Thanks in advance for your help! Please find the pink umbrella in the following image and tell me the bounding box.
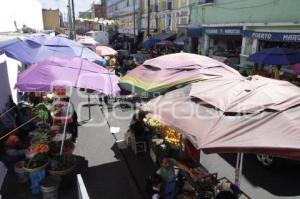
[292,63,300,75]
[143,52,240,73]
[120,53,241,96]
[16,56,120,95]
[189,75,300,113]
[78,37,99,52]
[96,46,117,56]
[78,37,99,46]
[145,85,300,159]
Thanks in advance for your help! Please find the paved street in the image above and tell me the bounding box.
[71,90,143,199]
[201,153,300,199]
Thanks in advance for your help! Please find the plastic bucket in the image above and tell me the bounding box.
[40,176,61,199]
[14,162,27,183]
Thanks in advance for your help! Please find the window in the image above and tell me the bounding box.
[154,4,159,12]
[198,0,214,4]
[165,14,172,30]
[167,0,172,10]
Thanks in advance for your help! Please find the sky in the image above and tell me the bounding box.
[42,0,100,18]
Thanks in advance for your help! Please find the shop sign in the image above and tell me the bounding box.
[244,30,300,43]
[204,27,243,35]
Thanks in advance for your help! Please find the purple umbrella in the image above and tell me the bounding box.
[247,48,300,65]
[0,35,106,65]
[16,56,120,95]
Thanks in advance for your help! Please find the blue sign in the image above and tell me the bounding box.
[187,28,203,37]
[244,30,300,43]
[204,27,243,35]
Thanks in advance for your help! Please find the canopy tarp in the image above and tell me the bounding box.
[120,53,241,97]
[16,56,120,95]
[151,32,176,41]
[145,81,300,160]
[0,35,105,65]
[96,46,117,56]
[189,75,300,113]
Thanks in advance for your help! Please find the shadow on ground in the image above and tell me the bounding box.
[1,155,87,199]
[117,143,156,199]
[79,143,145,199]
[219,153,300,197]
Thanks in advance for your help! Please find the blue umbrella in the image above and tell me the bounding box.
[143,38,160,48]
[0,35,105,65]
[247,48,300,65]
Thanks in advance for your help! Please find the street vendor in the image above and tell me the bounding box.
[61,97,78,142]
[129,111,149,138]
[156,155,196,199]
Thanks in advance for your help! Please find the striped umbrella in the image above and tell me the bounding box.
[120,53,241,97]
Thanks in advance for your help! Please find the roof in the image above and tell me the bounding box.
[151,32,176,41]
[174,35,188,45]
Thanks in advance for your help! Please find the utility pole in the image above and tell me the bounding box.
[67,0,76,40]
[147,0,150,37]
[71,0,76,40]
[67,0,72,39]
[133,0,136,50]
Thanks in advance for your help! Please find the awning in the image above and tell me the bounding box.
[244,30,300,43]
[152,32,176,41]
[187,28,202,37]
[204,27,243,36]
[174,35,188,45]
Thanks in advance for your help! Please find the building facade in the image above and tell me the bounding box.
[141,0,191,35]
[107,0,141,36]
[189,0,300,69]
[79,12,92,19]
[106,0,142,51]
[42,9,62,31]
[91,1,107,19]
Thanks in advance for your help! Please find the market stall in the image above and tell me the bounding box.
[135,115,251,199]
[0,54,120,197]
[0,94,77,196]
[141,75,300,198]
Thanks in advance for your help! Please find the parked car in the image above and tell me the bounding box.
[256,154,300,168]
[256,154,279,168]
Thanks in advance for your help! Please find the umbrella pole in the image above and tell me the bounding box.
[235,153,244,187]
[88,94,91,121]
[60,100,71,156]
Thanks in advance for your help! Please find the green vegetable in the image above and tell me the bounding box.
[34,103,49,120]
[31,132,50,144]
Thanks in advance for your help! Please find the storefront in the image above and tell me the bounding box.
[244,30,300,51]
[186,27,202,54]
[203,26,243,66]
[242,29,300,80]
